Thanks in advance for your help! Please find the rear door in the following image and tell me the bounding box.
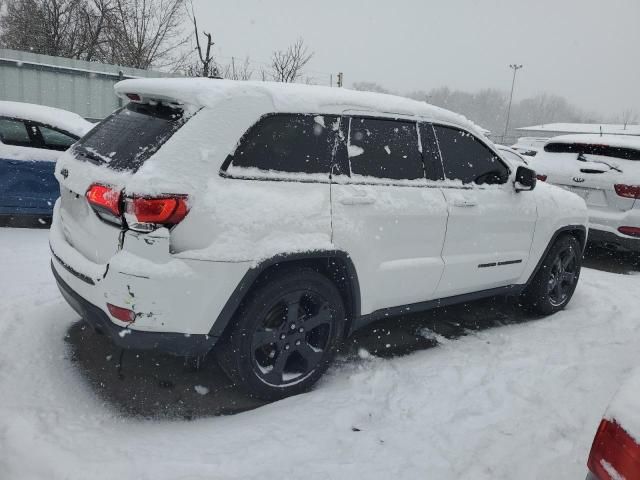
[433,124,537,297]
[0,117,61,214]
[330,115,449,315]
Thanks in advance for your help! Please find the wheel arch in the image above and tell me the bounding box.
[525,224,587,286]
[208,250,361,340]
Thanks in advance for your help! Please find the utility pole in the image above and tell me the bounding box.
[337,72,343,88]
[502,64,523,142]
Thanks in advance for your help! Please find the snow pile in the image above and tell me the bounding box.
[2,229,640,479]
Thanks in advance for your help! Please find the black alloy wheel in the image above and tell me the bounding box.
[547,244,579,307]
[216,268,345,400]
[521,234,582,315]
[251,290,334,386]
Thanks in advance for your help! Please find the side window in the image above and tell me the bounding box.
[420,122,444,181]
[433,125,509,185]
[37,125,78,151]
[229,114,339,175]
[0,118,33,147]
[348,117,423,180]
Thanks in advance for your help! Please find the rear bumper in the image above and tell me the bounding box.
[589,228,640,253]
[52,261,217,357]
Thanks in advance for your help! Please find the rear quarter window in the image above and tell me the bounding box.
[226,114,339,176]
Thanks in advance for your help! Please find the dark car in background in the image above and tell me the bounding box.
[0,101,93,224]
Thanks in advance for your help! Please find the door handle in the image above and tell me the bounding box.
[452,198,477,207]
[340,194,376,205]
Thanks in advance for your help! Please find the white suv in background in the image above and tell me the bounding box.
[50,79,588,399]
[532,134,640,253]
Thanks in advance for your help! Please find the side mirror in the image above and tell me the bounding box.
[514,166,537,192]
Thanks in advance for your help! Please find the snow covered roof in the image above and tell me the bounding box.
[114,78,483,136]
[0,101,94,137]
[545,134,640,151]
[517,123,640,136]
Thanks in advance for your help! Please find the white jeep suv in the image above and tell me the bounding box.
[50,79,588,399]
[532,134,640,253]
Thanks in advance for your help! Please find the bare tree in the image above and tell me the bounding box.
[268,38,313,83]
[0,0,85,58]
[619,109,638,129]
[219,56,252,80]
[100,0,189,69]
[0,0,189,69]
[184,0,217,77]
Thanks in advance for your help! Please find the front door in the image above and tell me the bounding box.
[432,124,537,298]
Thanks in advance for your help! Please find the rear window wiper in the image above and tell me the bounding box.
[576,152,622,173]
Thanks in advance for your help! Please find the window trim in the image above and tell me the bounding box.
[220,112,340,183]
[430,122,512,187]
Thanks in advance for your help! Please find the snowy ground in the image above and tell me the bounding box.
[1,228,640,480]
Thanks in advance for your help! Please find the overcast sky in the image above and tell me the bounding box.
[195,0,640,119]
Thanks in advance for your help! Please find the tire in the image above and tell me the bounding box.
[215,268,346,400]
[521,234,582,315]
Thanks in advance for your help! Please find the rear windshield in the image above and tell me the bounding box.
[73,102,186,171]
[544,142,640,161]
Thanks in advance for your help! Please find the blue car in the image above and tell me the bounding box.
[0,101,93,223]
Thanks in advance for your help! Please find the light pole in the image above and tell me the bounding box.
[502,64,523,142]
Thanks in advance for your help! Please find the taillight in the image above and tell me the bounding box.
[587,418,640,480]
[124,195,189,231]
[536,174,547,182]
[86,184,122,217]
[86,183,189,231]
[107,303,136,323]
[615,184,640,199]
[126,93,141,102]
[619,227,640,238]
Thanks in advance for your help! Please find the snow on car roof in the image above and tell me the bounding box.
[0,100,94,137]
[114,78,484,136]
[545,134,640,151]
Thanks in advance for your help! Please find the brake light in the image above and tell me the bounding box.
[615,184,640,199]
[619,227,640,238]
[86,184,122,216]
[126,93,141,102]
[588,418,640,480]
[125,195,189,229]
[107,303,136,323]
[536,174,547,182]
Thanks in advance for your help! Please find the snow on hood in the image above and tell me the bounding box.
[114,78,487,138]
[0,101,94,137]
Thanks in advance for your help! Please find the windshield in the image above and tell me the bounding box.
[544,142,640,161]
[73,102,186,172]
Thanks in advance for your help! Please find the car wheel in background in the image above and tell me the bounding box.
[521,234,582,315]
[216,268,345,400]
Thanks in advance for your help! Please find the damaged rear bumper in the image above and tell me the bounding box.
[52,262,217,357]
